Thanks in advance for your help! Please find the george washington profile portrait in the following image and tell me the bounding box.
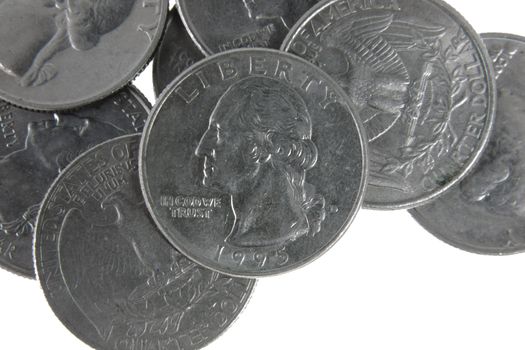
[194,76,326,248]
[0,0,137,87]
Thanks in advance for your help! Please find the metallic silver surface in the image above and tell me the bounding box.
[0,0,168,111]
[153,8,204,96]
[178,0,320,55]
[35,134,255,349]
[282,0,496,209]
[0,86,150,278]
[140,48,367,277]
[410,33,525,255]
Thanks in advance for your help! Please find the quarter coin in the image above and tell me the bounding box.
[0,86,150,278]
[282,0,496,209]
[34,134,255,350]
[178,0,320,55]
[0,0,168,111]
[140,48,367,277]
[409,33,525,255]
[153,8,205,96]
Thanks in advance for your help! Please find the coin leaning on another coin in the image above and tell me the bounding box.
[34,134,255,350]
[140,48,368,278]
[409,33,525,255]
[281,0,497,210]
[0,86,150,278]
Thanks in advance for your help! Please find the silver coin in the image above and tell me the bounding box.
[140,48,367,277]
[281,0,496,209]
[0,86,149,278]
[409,33,525,255]
[0,0,168,111]
[178,0,320,55]
[35,134,255,349]
[153,8,205,96]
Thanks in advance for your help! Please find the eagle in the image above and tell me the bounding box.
[318,11,446,142]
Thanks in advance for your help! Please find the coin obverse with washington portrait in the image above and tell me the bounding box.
[140,49,367,277]
[282,0,496,209]
[0,0,168,110]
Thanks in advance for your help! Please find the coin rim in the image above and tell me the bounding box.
[408,32,525,256]
[139,47,369,278]
[153,7,179,96]
[0,0,169,112]
[34,133,257,349]
[152,7,204,97]
[34,134,142,349]
[280,0,497,210]
[178,0,216,56]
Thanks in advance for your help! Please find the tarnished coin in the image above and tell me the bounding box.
[35,134,255,350]
[0,86,149,278]
[409,33,525,255]
[282,0,496,209]
[153,8,204,96]
[140,48,367,277]
[0,0,168,111]
[178,0,320,55]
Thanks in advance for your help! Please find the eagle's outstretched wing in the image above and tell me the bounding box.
[322,12,409,81]
[321,11,446,142]
[323,11,446,78]
[384,21,447,50]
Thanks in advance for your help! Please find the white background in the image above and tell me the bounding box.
[1,0,525,349]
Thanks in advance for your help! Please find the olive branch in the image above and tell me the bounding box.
[121,271,237,338]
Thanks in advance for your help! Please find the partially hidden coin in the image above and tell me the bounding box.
[140,48,368,277]
[409,33,525,255]
[0,86,150,278]
[35,134,255,350]
[0,0,168,111]
[178,0,320,55]
[281,0,496,209]
[153,8,205,96]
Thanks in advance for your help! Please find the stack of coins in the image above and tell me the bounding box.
[0,0,522,348]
